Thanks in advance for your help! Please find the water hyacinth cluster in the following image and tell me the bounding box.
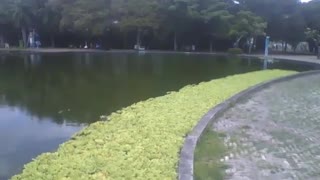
[12,70,295,180]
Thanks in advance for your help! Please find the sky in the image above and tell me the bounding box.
[301,0,311,2]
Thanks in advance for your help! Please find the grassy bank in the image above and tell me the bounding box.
[12,70,296,180]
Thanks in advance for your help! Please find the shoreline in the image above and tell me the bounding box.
[1,48,319,65]
[0,48,224,55]
[0,48,109,53]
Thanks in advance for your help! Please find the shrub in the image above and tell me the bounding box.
[12,70,295,180]
[227,48,244,55]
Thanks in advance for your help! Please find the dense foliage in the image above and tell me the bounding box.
[12,70,295,180]
[0,0,320,52]
[0,0,319,51]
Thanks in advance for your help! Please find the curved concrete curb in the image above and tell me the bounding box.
[178,70,320,180]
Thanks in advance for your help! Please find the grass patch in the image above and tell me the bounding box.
[194,128,227,180]
[12,70,296,180]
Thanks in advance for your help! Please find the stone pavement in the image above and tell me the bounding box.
[213,73,320,180]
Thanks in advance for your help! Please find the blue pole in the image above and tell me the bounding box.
[263,58,267,70]
[264,36,270,57]
[263,36,270,70]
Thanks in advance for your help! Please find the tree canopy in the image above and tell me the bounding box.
[0,0,319,52]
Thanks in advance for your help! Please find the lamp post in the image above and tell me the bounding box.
[263,36,270,70]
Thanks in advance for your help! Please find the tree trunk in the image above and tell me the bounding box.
[123,32,127,49]
[174,32,178,51]
[21,27,27,48]
[0,34,4,48]
[235,35,244,48]
[248,37,253,54]
[253,37,257,51]
[314,39,318,54]
[210,40,213,52]
[316,40,320,59]
[284,42,288,52]
[50,35,55,47]
[136,28,141,48]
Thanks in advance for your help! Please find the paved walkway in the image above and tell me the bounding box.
[246,54,320,65]
[213,74,320,180]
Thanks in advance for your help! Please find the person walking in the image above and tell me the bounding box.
[34,32,41,48]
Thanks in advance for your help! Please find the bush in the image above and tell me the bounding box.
[12,70,295,180]
[227,48,244,55]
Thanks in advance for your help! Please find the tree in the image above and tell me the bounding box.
[10,0,39,47]
[156,0,201,51]
[37,0,61,47]
[200,0,234,51]
[1,0,315,52]
[282,12,305,52]
[236,0,306,52]
[112,0,161,48]
[58,0,111,36]
[302,0,320,30]
[302,0,320,53]
[0,0,12,46]
[229,10,267,53]
[237,0,300,40]
[305,28,320,54]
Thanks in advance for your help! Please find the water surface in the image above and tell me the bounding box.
[0,52,316,179]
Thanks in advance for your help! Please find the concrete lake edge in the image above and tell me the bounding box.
[2,48,320,64]
[178,70,320,180]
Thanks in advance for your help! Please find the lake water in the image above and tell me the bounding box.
[0,52,317,179]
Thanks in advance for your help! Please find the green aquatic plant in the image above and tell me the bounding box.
[12,70,296,180]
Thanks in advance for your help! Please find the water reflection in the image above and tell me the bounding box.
[0,52,316,179]
[0,53,316,124]
[0,106,84,178]
[262,58,276,70]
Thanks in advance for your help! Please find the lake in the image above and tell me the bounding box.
[0,52,317,179]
